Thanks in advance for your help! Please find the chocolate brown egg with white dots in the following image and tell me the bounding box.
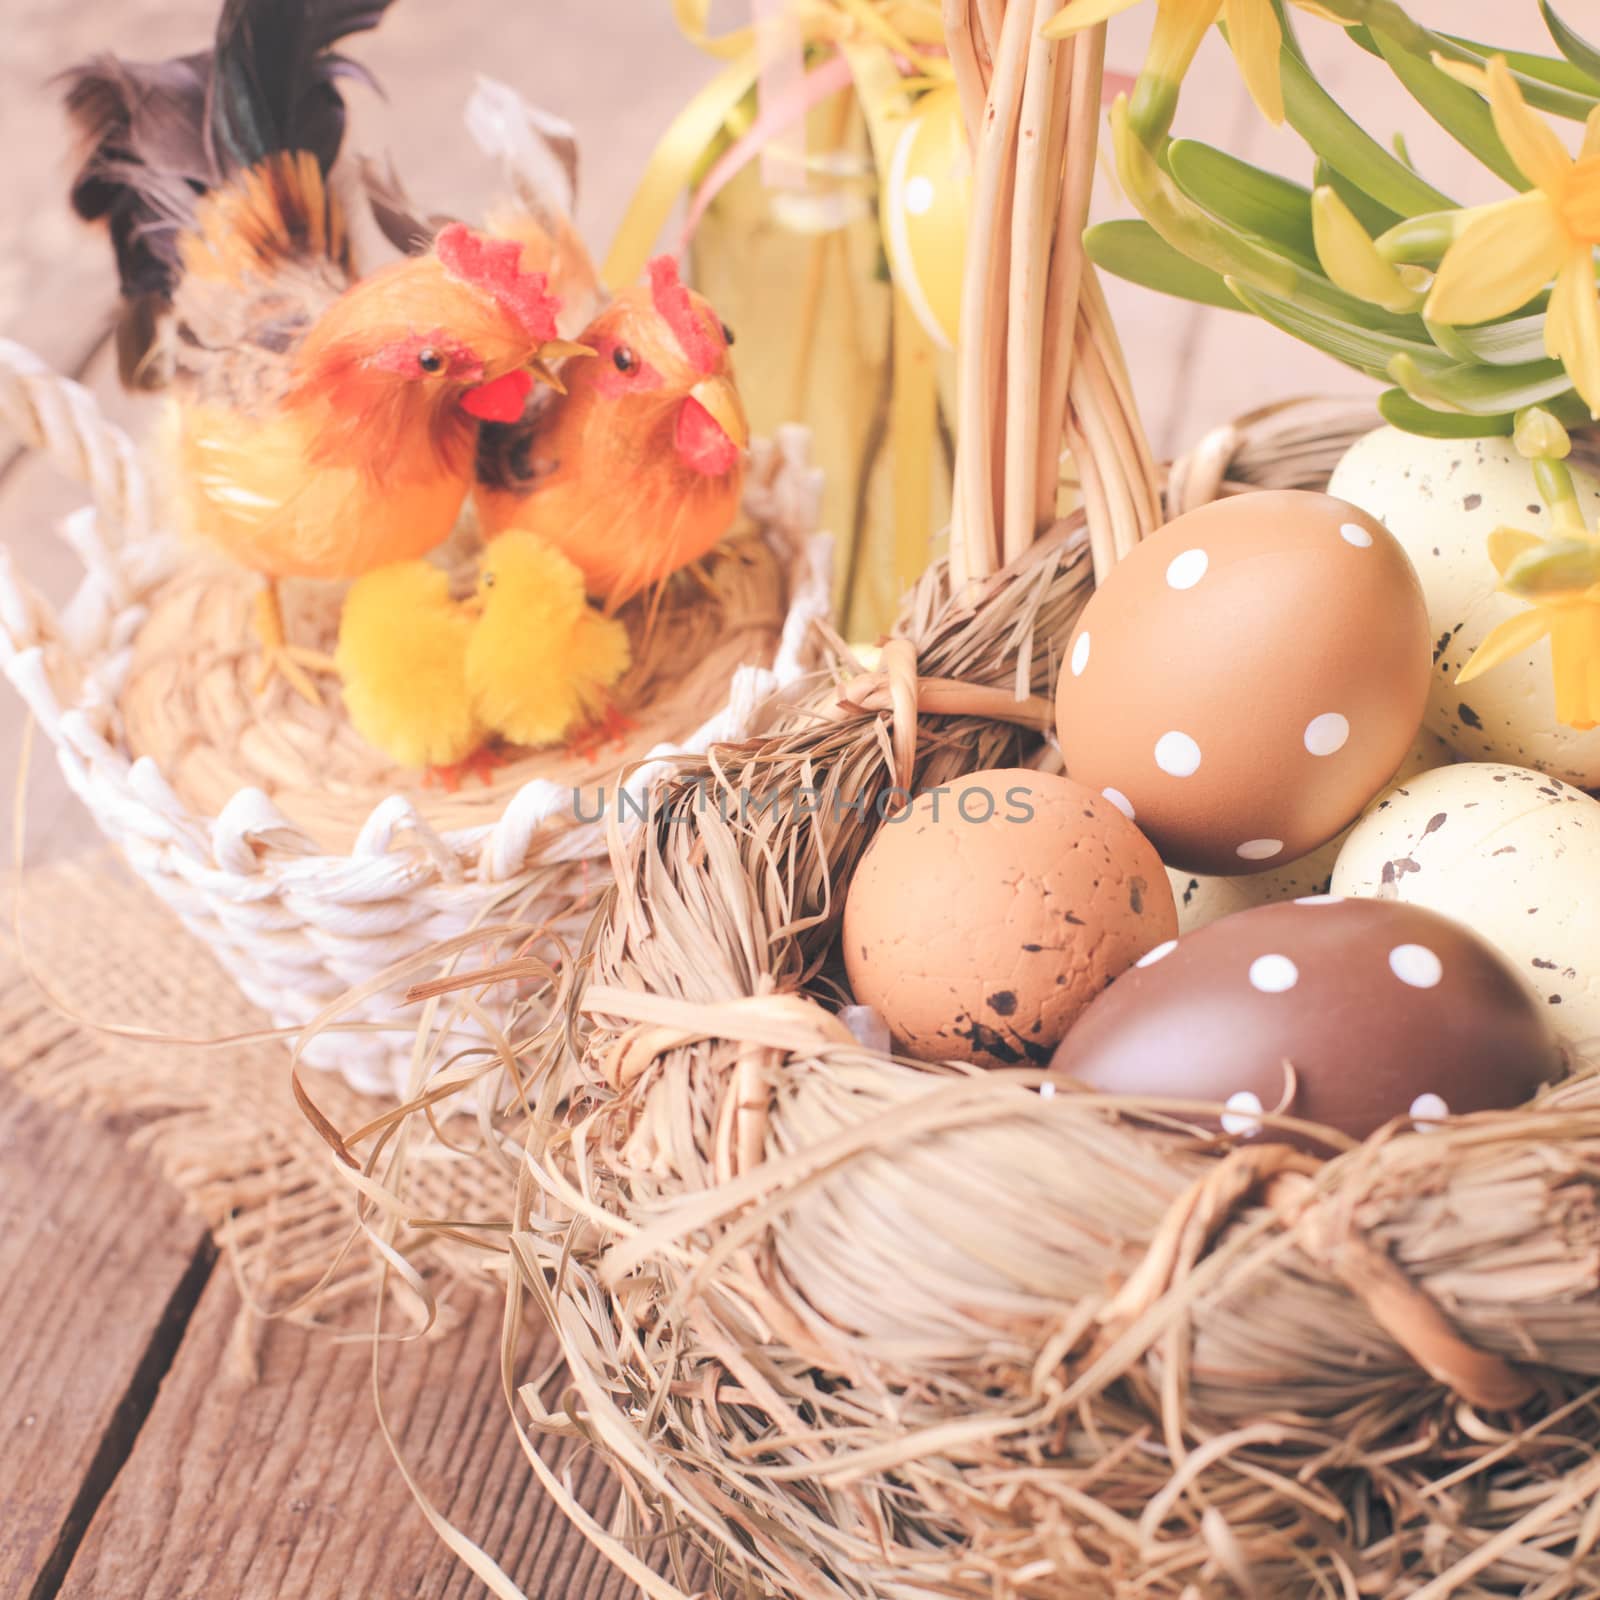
[1055,490,1431,875]
[1051,898,1564,1147]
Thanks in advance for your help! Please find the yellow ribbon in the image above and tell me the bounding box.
[602,51,762,290]
[671,0,756,56]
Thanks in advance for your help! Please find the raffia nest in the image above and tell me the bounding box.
[119,460,805,852]
[310,8,1600,1591]
[315,398,1600,1600]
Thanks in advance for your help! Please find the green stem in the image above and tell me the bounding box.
[1536,458,1586,532]
[1129,71,1181,148]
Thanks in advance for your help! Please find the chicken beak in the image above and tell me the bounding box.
[687,376,749,451]
[527,339,596,396]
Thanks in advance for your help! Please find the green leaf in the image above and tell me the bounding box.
[1378,389,1515,437]
[1439,33,1600,112]
[1542,1,1600,87]
[1226,277,1451,382]
[1081,221,1243,312]
[1278,37,1456,216]
[1314,159,1402,239]
[1111,106,1426,337]
[1329,6,1598,114]
[1435,312,1551,367]
[1389,350,1576,415]
[1443,34,1600,95]
[1369,29,1526,190]
[1167,141,1318,267]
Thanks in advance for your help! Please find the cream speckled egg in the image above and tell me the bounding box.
[843,770,1177,1068]
[1166,727,1453,933]
[1056,490,1431,875]
[1327,427,1600,785]
[1332,761,1600,1053]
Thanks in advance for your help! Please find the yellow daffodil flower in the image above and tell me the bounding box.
[1044,0,1341,137]
[1457,420,1600,730]
[1458,528,1600,729]
[1425,55,1600,418]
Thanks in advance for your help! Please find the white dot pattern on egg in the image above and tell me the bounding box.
[1166,548,1209,590]
[1304,713,1351,757]
[1236,839,1284,862]
[1390,943,1444,988]
[1249,954,1299,993]
[1222,1090,1264,1136]
[1340,522,1373,548]
[1154,731,1202,778]
[1053,491,1432,878]
[1071,632,1091,677]
[1409,1091,1449,1126]
[1102,787,1136,820]
[904,175,935,215]
[1137,939,1178,968]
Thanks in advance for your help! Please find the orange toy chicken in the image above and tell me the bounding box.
[475,258,749,607]
[64,0,573,700]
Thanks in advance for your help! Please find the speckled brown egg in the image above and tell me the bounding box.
[1052,897,1564,1147]
[843,770,1177,1068]
[1055,490,1431,875]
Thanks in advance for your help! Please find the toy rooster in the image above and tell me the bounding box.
[475,257,749,607]
[63,0,576,701]
[335,533,631,778]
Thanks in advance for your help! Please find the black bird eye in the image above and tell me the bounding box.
[721,323,735,346]
[612,345,638,375]
[417,346,445,374]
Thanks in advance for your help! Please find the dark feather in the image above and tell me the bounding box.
[358,155,458,257]
[207,0,400,172]
[62,53,219,304]
[475,388,561,496]
[62,0,400,380]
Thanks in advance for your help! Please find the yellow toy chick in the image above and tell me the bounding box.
[336,562,483,773]
[466,532,632,747]
[335,532,632,777]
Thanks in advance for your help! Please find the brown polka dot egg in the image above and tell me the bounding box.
[1055,490,1431,875]
[1051,897,1564,1147]
[843,770,1177,1069]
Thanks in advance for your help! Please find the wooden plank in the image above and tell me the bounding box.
[0,974,213,1598]
[57,1270,651,1600]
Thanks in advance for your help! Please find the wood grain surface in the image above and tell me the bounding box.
[0,2,1563,1596]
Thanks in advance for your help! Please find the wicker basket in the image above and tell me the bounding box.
[0,339,830,1096]
[321,7,1600,1597]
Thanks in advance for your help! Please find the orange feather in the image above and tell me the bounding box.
[475,262,748,606]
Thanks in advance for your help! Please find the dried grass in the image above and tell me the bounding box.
[307,399,1600,1600]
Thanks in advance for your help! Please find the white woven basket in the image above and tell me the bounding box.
[0,339,831,1096]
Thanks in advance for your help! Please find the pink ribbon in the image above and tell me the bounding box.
[755,0,808,189]
[681,50,857,247]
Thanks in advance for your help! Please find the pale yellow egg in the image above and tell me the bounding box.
[883,86,969,351]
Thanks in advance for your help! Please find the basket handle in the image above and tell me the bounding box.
[0,340,152,547]
[943,2,1160,590]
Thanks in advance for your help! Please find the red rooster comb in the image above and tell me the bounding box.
[649,255,721,376]
[436,223,561,343]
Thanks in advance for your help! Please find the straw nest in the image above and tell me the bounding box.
[120,481,797,853]
[314,402,1600,1600]
[305,3,1600,1589]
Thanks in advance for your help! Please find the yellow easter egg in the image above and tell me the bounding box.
[884,86,970,350]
